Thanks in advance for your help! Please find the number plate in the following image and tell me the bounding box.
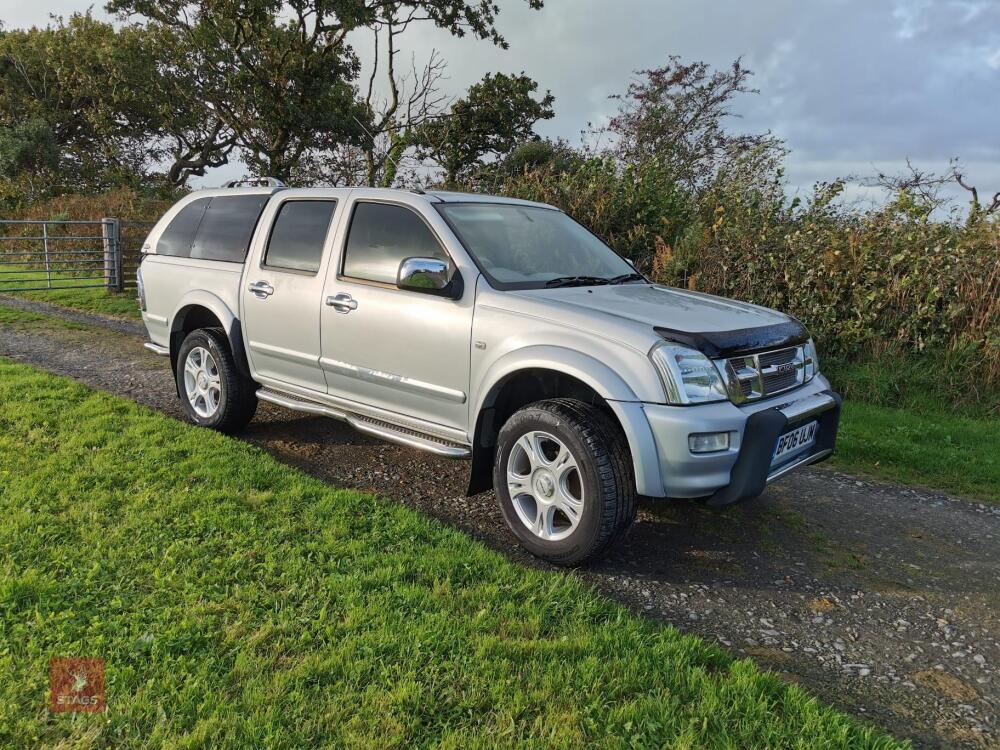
[772,420,818,464]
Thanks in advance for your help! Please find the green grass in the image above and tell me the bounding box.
[825,353,999,418]
[0,263,141,319]
[824,353,999,502]
[0,359,903,749]
[19,284,141,319]
[0,303,89,331]
[830,400,999,502]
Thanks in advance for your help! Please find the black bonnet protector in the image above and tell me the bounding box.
[653,319,809,359]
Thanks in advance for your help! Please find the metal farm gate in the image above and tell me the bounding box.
[0,218,151,294]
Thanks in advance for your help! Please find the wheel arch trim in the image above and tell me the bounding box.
[169,291,251,380]
[170,290,237,337]
[470,346,665,497]
[605,400,665,497]
[472,345,640,416]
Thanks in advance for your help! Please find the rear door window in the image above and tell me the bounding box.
[191,195,270,262]
[263,200,337,273]
[156,197,210,258]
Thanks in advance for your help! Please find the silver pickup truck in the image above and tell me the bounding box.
[138,181,841,564]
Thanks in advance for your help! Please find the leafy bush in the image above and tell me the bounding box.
[681,179,1000,404]
[487,145,694,267]
[8,188,176,224]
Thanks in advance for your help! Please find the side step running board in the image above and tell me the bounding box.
[256,388,470,459]
[257,388,347,420]
[348,414,470,458]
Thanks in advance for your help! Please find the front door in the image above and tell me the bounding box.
[319,199,474,431]
[241,197,340,393]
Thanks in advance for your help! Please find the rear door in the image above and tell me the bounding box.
[319,194,475,431]
[241,190,347,392]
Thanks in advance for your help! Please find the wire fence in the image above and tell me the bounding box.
[0,218,152,293]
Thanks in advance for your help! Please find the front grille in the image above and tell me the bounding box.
[738,377,753,398]
[758,348,797,367]
[764,368,798,393]
[724,345,806,403]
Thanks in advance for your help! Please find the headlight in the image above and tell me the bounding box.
[803,338,819,381]
[649,342,729,405]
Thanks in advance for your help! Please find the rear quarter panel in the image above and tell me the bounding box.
[140,255,245,347]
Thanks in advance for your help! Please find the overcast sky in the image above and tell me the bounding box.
[3,0,999,206]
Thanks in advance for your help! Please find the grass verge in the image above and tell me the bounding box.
[830,400,998,502]
[0,264,141,319]
[825,353,999,418]
[0,303,89,331]
[0,358,903,748]
[17,285,141,319]
[825,354,999,502]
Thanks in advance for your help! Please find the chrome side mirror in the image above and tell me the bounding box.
[396,257,462,299]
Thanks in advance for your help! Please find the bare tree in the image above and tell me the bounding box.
[358,7,450,186]
[865,158,955,211]
[866,158,1000,216]
[604,57,784,193]
[954,166,1000,216]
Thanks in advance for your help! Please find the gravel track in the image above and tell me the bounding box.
[1,297,997,749]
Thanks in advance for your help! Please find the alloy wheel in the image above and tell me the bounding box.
[183,346,222,418]
[506,430,585,541]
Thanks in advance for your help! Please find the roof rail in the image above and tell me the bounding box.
[221,177,287,188]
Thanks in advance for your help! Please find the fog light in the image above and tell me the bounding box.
[689,432,730,453]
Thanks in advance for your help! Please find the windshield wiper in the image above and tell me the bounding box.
[606,273,647,285]
[544,275,611,288]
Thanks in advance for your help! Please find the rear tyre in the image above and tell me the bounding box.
[176,328,257,433]
[493,398,637,566]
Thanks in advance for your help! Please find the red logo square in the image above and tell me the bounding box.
[49,657,106,712]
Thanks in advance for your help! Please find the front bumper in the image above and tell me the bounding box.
[637,376,841,502]
[704,389,840,506]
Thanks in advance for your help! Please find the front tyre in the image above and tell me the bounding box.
[494,399,637,566]
[176,328,257,433]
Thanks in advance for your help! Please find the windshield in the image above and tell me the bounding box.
[436,203,640,289]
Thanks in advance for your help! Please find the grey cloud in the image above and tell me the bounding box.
[3,0,997,198]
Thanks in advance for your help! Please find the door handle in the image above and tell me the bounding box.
[248,281,274,298]
[326,292,358,313]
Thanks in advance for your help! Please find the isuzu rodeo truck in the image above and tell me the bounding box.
[138,181,841,564]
